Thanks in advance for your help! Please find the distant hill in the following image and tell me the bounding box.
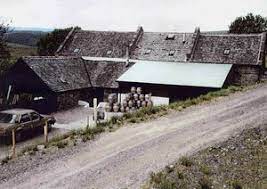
[4,30,49,47]
[12,27,53,32]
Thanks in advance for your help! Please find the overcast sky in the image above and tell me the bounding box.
[0,0,266,32]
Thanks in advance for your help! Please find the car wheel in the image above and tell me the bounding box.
[48,124,52,132]
[15,131,23,142]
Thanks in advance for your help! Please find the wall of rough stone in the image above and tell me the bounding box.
[231,65,261,85]
[56,90,80,110]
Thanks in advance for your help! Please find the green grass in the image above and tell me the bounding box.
[145,126,266,189]
[7,43,37,63]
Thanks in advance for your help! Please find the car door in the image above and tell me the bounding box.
[30,112,43,130]
[19,113,33,133]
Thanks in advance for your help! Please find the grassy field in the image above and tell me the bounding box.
[7,43,37,63]
[145,126,266,189]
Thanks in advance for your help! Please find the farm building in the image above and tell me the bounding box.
[1,56,132,113]
[0,26,266,112]
[57,26,266,86]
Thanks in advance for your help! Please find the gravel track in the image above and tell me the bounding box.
[0,83,266,189]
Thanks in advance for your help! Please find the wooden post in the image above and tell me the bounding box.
[44,121,48,143]
[12,129,16,158]
[6,85,12,102]
[93,98,97,125]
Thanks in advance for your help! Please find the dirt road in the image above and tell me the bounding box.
[0,83,266,189]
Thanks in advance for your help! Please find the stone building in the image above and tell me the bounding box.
[1,26,266,112]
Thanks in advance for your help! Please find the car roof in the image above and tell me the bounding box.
[0,108,36,115]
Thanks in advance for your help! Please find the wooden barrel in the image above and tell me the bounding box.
[131,86,136,94]
[122,99,128,107]
[133,93,139,100]
[139,94,145,101]
[147,100,153,107]
[120,106,125,113]
[105,104,112,112]
[137,87,142,94]
[128,100,133,108]
[113,103,119,112]
[142,101,147,107]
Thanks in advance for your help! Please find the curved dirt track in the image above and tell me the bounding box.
[0,83,267,189]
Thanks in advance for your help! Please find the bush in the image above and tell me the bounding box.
[200,164,211,175]
[231,180,242,189]
[180,156,194,167]
[199,176,212,189]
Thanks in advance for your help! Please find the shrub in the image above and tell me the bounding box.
[176,170,184,179]
[200,164,211,175]
[199,176,212,189]
[232,180,242,189]
[180,156,194,167]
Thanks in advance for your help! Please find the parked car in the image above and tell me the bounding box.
[0,109,56,144]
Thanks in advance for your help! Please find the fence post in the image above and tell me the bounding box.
[11,129,16,158]
[44,121,48,143]
[93,98,97,125]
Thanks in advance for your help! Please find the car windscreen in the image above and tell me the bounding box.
[0,113,17,124]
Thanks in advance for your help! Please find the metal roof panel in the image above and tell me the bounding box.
[117,61,232,88]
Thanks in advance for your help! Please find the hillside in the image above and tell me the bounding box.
[4,31,48,47]
[7,43,37,63]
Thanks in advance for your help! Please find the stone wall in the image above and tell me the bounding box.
[56,90,80,111]
[231,65,261,85]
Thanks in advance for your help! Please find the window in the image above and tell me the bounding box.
[223,49,230,55]
[0,113,17,124]
[144,49,152,55]
[166,34,175,40]
[20,114,31,123]
[169,50,175,56]
[30,112,40,121]
[73,48,80,53]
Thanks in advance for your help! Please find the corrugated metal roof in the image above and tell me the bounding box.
[117,61,233,88]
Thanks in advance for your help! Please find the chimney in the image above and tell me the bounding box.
[126,46,130,67]
[182,33,186,43]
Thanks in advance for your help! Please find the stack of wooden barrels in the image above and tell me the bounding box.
[105,87,153,113]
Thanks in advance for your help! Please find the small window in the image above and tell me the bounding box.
[166,34,175,40]
[223,49,230,55]
[60,75,68,83]
[144,49,152,55]
[107,50,112,55]
[20,114,31,123]
[169,50,175,56]
[74,48,80,53]
[30,112,40,121]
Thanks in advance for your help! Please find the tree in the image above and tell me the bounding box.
[0,20,11,76]
[229,13,267,34]
[37,27,76,56]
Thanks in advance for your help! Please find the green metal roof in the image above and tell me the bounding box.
[117,61,233,88]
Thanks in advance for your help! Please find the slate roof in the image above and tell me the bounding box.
[21,56,132,92]
[191,33,263,65]
[131,32,195,62]
[58,30,137,58]
[84,60,134,88]
[57,27,266,66]
[22,56,90,92]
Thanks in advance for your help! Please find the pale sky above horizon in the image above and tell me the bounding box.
[0,0,266,32]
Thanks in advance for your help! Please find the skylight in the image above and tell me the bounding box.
[144,49,152,55]
[223,49,230,55]
[166,34,175,40]
[169,50,175,56]
[74,48,80,53]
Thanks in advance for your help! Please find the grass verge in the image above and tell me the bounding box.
[144,126,266,189]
